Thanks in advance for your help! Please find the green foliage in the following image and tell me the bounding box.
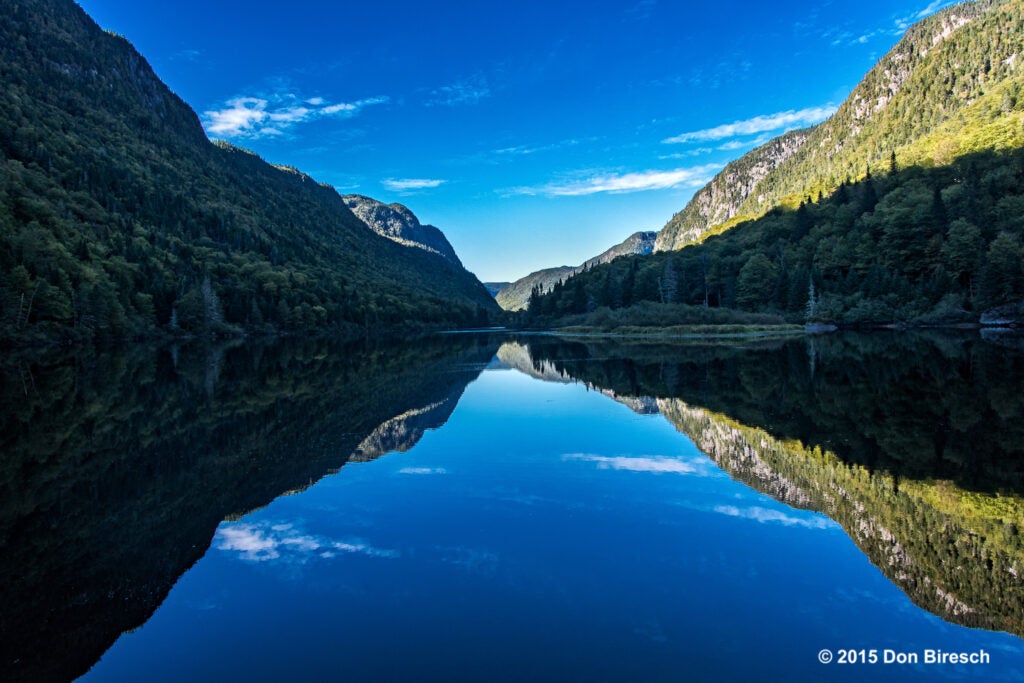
[0,334,500,682]
[659,0,1024,250]
[497,266,576,311]
[496,232,657,312]
[658,129,813,250]
[0,0,496,345]
[520,333,1024,635]
[526,150,1024,327]
[551,301,787,331]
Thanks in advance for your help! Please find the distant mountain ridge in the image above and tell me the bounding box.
[657,0,1023,250]
[497,231,657,311]
[483,282,512,297]
[342,195,464,267]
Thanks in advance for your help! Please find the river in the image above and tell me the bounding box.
[2,332,1022,682]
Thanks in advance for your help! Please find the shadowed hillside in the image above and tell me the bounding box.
[0,335,499,683]
[515,333,1024,636]
[0,0,496,345]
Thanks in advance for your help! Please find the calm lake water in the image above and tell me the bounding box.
[2,332,1023,682]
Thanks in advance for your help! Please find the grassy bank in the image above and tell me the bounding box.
[550,323,807,340]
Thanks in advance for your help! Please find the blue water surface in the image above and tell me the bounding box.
[79,365,1024,682]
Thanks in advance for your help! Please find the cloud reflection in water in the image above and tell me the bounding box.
[564,453,719,476]
[713,505,836,530]
[215,521,398,563]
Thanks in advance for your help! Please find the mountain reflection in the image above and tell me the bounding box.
[0,335,498,683]
[509,333,1024,638]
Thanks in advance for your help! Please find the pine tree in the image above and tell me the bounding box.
[805,278,819,321]
[621,260,637,307]
[659,257,678,304]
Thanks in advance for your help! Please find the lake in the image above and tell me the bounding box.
[2,332,1023,682]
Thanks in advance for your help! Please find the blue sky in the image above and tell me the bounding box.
[78,0,959,282]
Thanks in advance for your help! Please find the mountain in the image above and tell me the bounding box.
[524,149,1024,326]
[657,0,1024,251]
[341,194,464,266]
[660,396,1024,637]
[495,340,575,383]
[517,335,1024,637]
[497,231,657,311]
[350,397,462,462]
[0,336,499,683]
[0,0,496,344]
[655,129,812,251]
[484,282,512,298]
[590,231,659,266]
[527,0,1024,327]
[495,266,576,312]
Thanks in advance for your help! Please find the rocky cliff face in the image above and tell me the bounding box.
[583,231,658,268]
[350,398,458,462]
[497,231,657,311]
[495,341,576,383]
[342,194,463,266]
[655,130,812,251]
[495,266,577,312]
[657,0,1018,251]
[509,335,1024,638]
[656,398,1016,636]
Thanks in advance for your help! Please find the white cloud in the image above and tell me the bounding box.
[382,178,447,193]
[493,146,534,156]
[268,106,311,123]
[427,76,490,107]
[713,505,836,529]
[204,97,269,137]
[894,1,959,33]
[662,106,836,144]
[217,523,282,561]
[565,453,717,476]
[215,521,398,563]
[508,165,722,197]
[716,133,774,151]
[492,138,583,156]
[203,94,388,139]
[916,0,956,19]
[398,467,448,475]
[658,149,714,160]
[171,48,203,62]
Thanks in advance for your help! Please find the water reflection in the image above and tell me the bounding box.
[514,332,1024,638]
[214,521,400,563]
[0,335,498,683]
[3,331,1023,682]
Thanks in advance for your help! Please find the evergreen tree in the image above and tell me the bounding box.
[621,260,637,307]
[659,258,678,304]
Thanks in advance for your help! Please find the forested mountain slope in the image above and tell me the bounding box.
[526,149,1024,327]
[658,0,1024,250]
[496,231,656,311]
[0,0,496,344]
[517,336,1024,638]
[655,130,812,251]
